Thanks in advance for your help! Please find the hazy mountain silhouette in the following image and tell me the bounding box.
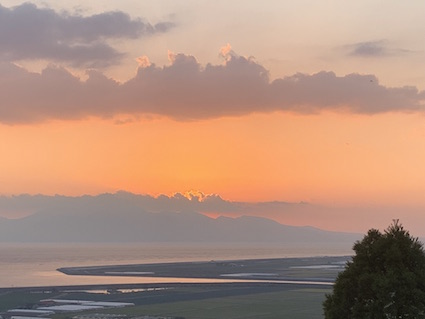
[0,193,360,243]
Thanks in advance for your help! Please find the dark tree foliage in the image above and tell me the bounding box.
[323,220,425,319]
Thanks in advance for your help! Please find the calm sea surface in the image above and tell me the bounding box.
[0,242,353,288]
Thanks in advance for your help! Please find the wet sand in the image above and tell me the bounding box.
[58,255,349,284]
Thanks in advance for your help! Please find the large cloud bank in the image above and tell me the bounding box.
[0,3,424,124]
[1,49,424,124]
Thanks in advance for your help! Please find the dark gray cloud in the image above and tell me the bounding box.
[349,41,387,57]
[347,40,411,58]
[0,3,174,67]
[0,49,424,124]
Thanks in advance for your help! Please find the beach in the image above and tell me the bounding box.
[0,242,352,288]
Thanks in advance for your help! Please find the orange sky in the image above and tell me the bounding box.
[1,112,424,207]
[1,1,425,235]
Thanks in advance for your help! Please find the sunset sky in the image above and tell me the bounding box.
[1,1,425,235]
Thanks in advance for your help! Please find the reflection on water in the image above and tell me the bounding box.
[116,287,168,293]
[0,242,353,288]
[28,271,241,287]
[60,287,169,295]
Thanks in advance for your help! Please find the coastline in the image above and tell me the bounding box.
[0,256,347,318]
[57,255,349,282]
[0,243,353,288]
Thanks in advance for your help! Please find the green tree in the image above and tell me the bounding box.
[323,220,425,318]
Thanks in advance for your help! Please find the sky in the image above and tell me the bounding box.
[0,1,425,235]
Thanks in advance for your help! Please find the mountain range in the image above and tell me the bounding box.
[0,192,360,243]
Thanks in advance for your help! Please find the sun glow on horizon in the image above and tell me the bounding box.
[1,111,424,207]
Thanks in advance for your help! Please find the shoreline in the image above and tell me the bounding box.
[0,255,350,290]
[0,280,330,294]
[50,256,347,289]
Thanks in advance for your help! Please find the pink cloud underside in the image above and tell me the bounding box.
[0,50,424,124]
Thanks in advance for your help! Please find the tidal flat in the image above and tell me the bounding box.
[0,256,349,318]
[58,255,350,284]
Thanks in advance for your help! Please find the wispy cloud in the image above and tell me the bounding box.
[349,41,387,57]
[347,40,411,58]
[0,46,424,124]
[0,3,174,67]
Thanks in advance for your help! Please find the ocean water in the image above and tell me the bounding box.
[0,242,353,288]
